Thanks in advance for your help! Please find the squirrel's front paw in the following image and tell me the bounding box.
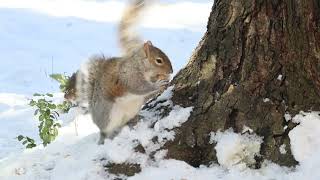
[155,79,169,89]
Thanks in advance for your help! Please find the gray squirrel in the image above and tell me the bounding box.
[64,0,173,144]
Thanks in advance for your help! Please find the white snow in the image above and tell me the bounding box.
[279,144,287,154]
[263,98,270,102]
[210,129,263,169]
[1,60,320,180]
[0,5,205,94]
[285,113,292,121]
[0,94,28,107]
[289,112,320,162]
[128,159,225,180]
[154,105,193,132]
[1,0,320,179]
[153,86,174,102]
[242,125,254,134]
[0,87,194,180]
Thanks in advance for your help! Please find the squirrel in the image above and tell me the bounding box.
[64,0,173,144]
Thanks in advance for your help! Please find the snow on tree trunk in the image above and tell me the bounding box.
[161,0,320,167]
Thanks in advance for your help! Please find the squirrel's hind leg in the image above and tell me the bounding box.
[97,128,121,145]
[98,132,107,145]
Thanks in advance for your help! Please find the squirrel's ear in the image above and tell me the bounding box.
[145,40,153,46]
[143,41,153,58]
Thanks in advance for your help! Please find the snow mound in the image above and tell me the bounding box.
[0,86,193,179]
[210,129,263,169]
[289,112,320,162]
[279,144,287,155]
[1,90,320,180]
[0,93,28,107]
[129,159,225,180]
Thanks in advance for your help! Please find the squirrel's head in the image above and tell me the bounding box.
[143,41,173,83]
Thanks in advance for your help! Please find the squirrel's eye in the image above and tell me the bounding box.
[156,58,163,64]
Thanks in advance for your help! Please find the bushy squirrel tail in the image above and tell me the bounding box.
[64,58,101,106]
[65,0,150,105]
[118,0,148,55]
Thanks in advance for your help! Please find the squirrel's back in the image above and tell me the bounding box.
[75,56,125,107]
[65,0,149,103]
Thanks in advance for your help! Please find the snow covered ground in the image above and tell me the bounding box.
[1,0,320,180]
[1,90,320,180]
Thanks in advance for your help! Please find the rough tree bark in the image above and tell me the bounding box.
[106,1,320,175]
[162,0,320,167]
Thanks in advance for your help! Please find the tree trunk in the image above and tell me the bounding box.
[162,0,320,167]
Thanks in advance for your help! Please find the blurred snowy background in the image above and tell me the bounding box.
[1,1,320,180]
[0,0,211,94]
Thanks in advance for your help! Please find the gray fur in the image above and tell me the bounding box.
[73,0,172,145]
[119,48,162,95]
[90,83,113,145]
[76,49,168,144]
[118,0,147,55]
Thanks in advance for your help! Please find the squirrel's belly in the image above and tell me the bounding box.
[105,93,145,133]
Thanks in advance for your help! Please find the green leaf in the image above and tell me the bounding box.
[60,85,67,92]
[39,115,45,121]
[29,100,36,106]
[46,119,53,127]
[17,135,24,141]
[53,128,58,137]
[52,111,60,118]
[45,109,51,115]
[39,121,44,128]
[48,104,56,109]
[26,137,35,143]
[42,126,49,135]
[26,144,36,149]
[50,74,70,92]
[39,103,46,110]
[22,140,28,145]
[34,109,39,116]
[42,134,50,146]
[26,80,74,148]
[50,74,66,84]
